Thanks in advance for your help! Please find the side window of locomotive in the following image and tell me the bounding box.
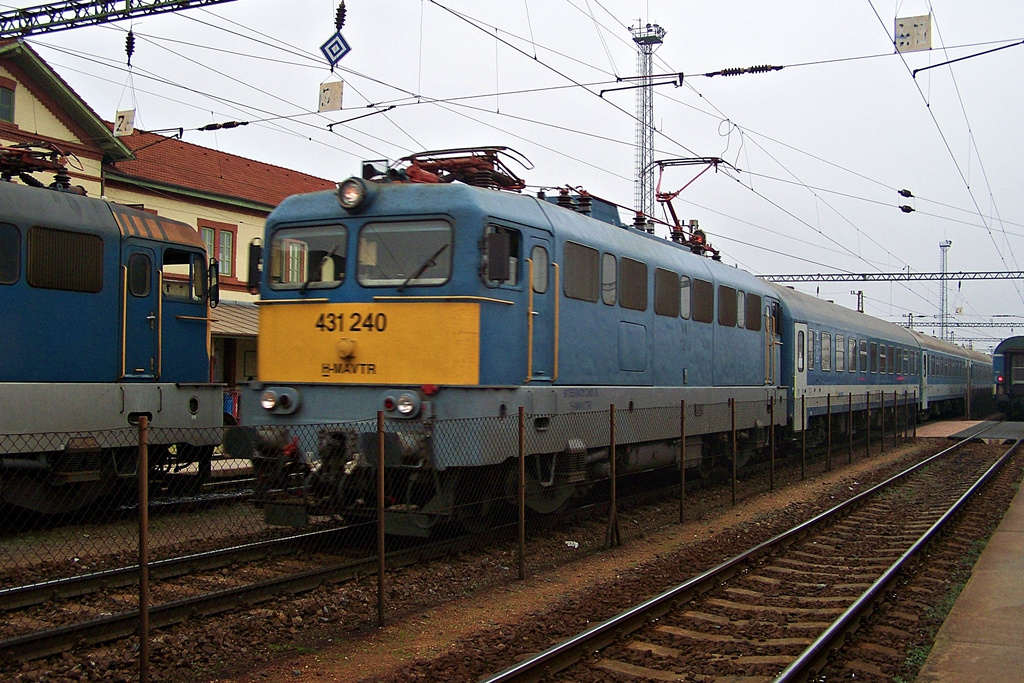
[564,241,598,301]
[619,257,647,311]
[270,224,348,289]
[127,253,151,297]
[26,226,103,293]
[530,245,548,294]
[692,279,713,323]
[484,225,519,286]
[358,220,448,287]
[797,330,805,372]
[718,286,737,327]
[835,334,845,371]
[162,249,205,301]
[654,268,679,316]
[745,293,761,331]
[601,253,617,305]
[679,276,691,319]
[821,332,832,371]
[736,290,745,328]
[0,222,19,284]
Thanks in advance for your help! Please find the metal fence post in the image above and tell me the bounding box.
[605,405,620,548]
[826,393,832,472]
[769,395,776,491]
[377,411,385,627]
[518,406,526,580]
[138,416,150,683]
[893,390,899,447]
[866,390,871,458]
[679,399,686,523]
[730,398,737,506]
[847,392,853,464]
[879,390,885,452]
[913,391,917,437]
[800,394,806,481]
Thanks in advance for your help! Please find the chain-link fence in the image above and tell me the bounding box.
[2,389,935,668]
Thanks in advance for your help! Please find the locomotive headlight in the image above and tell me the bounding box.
[337,178,367,211]
[396,392,420,416]
[260,390,278,410]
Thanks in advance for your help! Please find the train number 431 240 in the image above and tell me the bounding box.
[315,312,388,332]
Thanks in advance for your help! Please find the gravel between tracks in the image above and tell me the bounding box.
[6,437,1007,683]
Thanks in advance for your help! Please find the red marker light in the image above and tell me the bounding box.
[998,375,1004,383]
[383,397,396,411]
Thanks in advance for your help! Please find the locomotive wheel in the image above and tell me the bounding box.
[454,469,496,534]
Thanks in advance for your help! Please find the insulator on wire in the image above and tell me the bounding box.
[126,30,135,67]
[336,1,347,30]
[898,188,914,198]
[899,204,915,213]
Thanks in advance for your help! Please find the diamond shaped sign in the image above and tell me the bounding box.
[321,31,351,67]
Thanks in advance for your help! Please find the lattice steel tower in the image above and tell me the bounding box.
[630,22,666,218]
[939,240,952,340]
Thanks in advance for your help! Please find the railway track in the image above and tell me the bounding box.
[481,424,1019,683]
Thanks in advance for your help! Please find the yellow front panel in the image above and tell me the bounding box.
[258,302,480,385]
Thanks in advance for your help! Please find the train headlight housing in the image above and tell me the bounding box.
[260,388,301,414]
[396,393,417,415]
[261,390,278,410]
[337,177,375,212]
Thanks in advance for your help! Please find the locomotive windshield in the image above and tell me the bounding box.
[356,220,452,288]
[268,225,347,290]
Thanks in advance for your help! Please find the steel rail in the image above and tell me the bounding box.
[480,421,1003,683]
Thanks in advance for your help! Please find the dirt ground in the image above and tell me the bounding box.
[218,437,951,683]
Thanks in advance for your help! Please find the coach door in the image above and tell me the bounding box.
[526,235,555,382]
[122,243,159,380]
[793,321,808,430]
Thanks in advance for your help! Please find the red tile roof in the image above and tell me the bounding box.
[106,126,335,207]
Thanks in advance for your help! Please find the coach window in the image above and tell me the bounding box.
[485,225,520,286]
[27,226,103,293]
[654,268,680,316]
[870,342,879,373]
[745,293,762,330]
[128,253,151,297]
[821,332,832,371]
[601,253,617,305]
[859,340,868,372]
[808,330,815,370]
[270,225,347,290]
[0,223,18,284]
[564,241,599,301]
[718,286,737,326]
[835,334,845,371]
[903,349,909,375]
[163,249,205,301]
[848,338,857,373]
[888,345,895,374]
[878,344,886,374]
[797,330,805,372]
[679,276,691,319]
[358,220,450,288]
[736,290,745,328]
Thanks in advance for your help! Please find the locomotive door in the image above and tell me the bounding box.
[526,236,555,382]
[122,243,159,380]
[793,321,808,431]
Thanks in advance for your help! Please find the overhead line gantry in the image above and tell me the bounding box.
[0,0,239,38]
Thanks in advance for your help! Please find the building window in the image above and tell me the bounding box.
[0,85,13,123]
[199,219,236,279]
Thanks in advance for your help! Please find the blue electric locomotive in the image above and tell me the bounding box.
[235,147,989,534]
[993,336,1024,419]
[0,143,223,514]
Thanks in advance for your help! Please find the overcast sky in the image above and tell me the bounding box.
[12,0,1024,350]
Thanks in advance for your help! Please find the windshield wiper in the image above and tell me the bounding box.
[397,243,449,293]
[300,243,341,293]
